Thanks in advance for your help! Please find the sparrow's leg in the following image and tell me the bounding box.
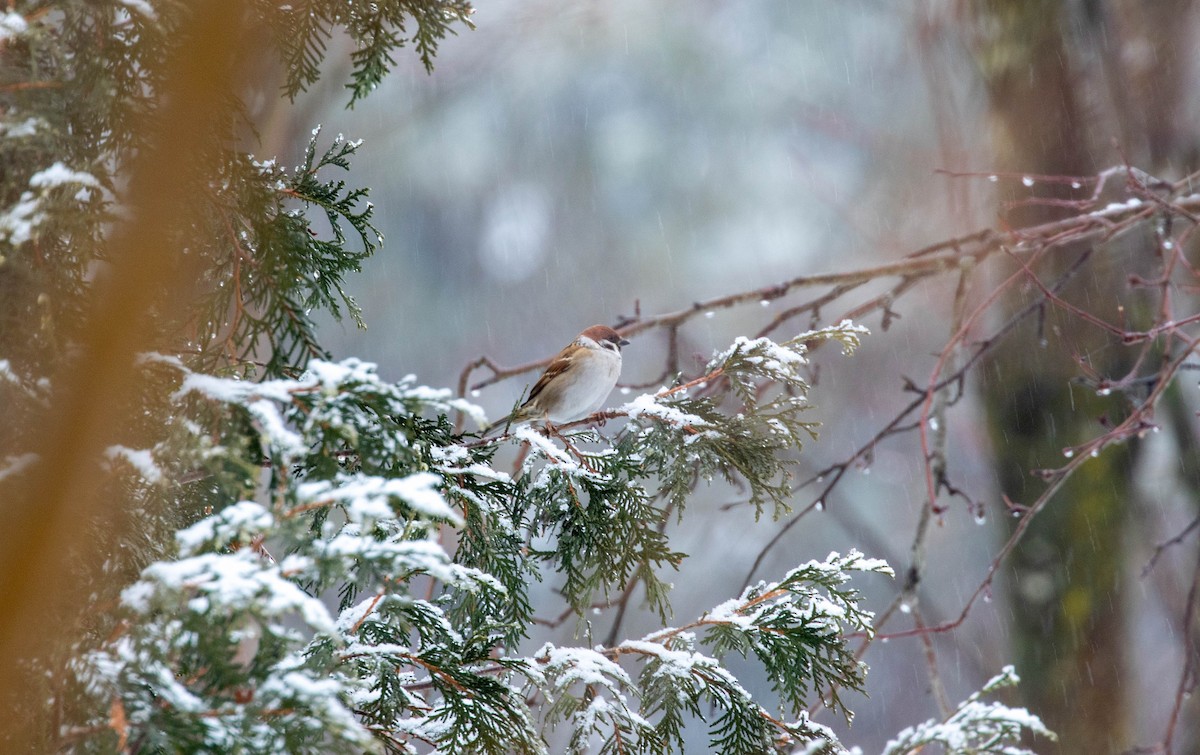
[544,422,596,473]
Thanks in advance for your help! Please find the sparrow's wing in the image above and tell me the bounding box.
[481,342,585,436]
[523,343,582,408]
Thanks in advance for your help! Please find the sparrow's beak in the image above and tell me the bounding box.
[619,338,631,347]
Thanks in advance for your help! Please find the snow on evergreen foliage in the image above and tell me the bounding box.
[67,347,1049,753]
[0,2,1052,752]
[882,666,1056,755]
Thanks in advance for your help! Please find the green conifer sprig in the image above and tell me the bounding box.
[702,551,890,720]
[531,550,890,754]
[266,0,475,103]
[622,321,867,519]
[881,666,1056,755]
[79,360,531,753]
[494,325,866,620]
[514,435,686,619]
[194,132,378,376]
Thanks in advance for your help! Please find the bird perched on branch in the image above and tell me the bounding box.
[485,325,629,435]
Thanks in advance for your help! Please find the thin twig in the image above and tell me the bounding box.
[1163,546,1200,754]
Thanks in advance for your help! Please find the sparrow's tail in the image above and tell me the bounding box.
[482,395,536,437]
[481,414,515,437]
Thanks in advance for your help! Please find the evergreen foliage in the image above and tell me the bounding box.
[196,133,380,376]
[0,2,1054,753]
[881,667,1056,755]
[266,0,475,103]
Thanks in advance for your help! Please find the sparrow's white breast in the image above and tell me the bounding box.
[547,347,622,423]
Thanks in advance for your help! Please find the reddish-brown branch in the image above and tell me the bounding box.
[1163,546,1200,754]
[1143,516,1200,578]
[878,333,1200,643]
[742,249,1092,586]
[451,169,1200,740]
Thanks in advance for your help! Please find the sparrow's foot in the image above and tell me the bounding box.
[544,422,597,473]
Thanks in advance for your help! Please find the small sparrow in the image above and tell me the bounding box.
[486,325,630,434]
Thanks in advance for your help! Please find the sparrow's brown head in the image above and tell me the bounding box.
[580,325,630,350]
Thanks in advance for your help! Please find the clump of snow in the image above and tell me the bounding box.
[246,398,307,458]
[0,359,47,402]
[29,162,100,190]
[882,666,1054,754]
[174,359,488,441]
[256,671,370,743]
[514,425,578,468]
[536,644,631,689]
[250,157,277,174]
[175,501,275,554]
[573,695,617,739]
[175,372,303,404]
[802,319,870,354]
[116,0,157,20]
[0,117,41,138]
[400,377,488,427]
[618,638,718,681]
[690,549,892,644]
[0,163,107,245]
[430,443,512,482]
[124,550,336,634]
[0,453,39,483]
[713,335,808,373]
[811,549,892,577]
[0,192,44,246]
[0,11,27,42]
[135,351,187,371]
[336,594,395,635]
[104,445,163,484]
[623,393,707,427]
[701,596,758,631]
[304,357,377,394]
[318,531,502,594]
[297,471,461,526]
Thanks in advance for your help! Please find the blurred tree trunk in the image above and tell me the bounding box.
[969,1,1197,751]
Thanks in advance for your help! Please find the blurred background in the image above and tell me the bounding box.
[255,1,1200,751]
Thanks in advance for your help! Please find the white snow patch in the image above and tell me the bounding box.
[618,639,713,680]
[175,501,275,554]
[104,445,163,484]
[402,378,488,427]
[0,162,99,246]
[514,425,576,467]
[1,117,41,138]
[317,532,500,594]
[0,192,43,245]
[135,351,187,371]
[0,12,27,42]
[298,472,461,526]
[0,453,39,482]
[536,644,631,688]
[702,597,757,630]
[126,551,336,634]
[304,358,377,393]
[175,372,303,404]
[430,444,512,482]
[117,0,157,19]
[246,398,307,457]
[29,162,100,190]
[1099,198,1144,213]
[623,393,707,427]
